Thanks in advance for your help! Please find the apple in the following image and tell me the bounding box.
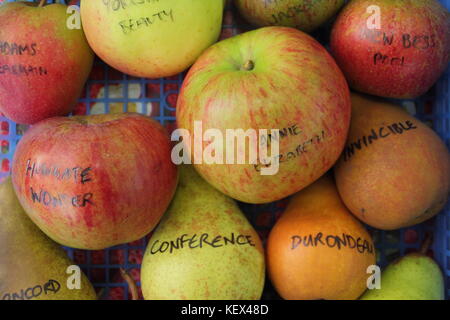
[11,113,178,250]
[235,0,345,32]
[0,1,94,124]
[80,0,225,78]
[330,0,450,99]
[176,26,351,204]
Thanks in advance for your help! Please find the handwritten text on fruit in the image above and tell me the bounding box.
[102,0,162,12]
[1,279,60,300]
[361,29,437,67]
[255,128,326,172]
[291,232,374,255]
[265,0,323,27]
[118,9,174,35]
[0,64,47,77]
[0,41,47,76]
[150,232,256,255]
[24,159,94,209]
[25,159,92,184]
[0,41,37,56]
[343,120,418,161]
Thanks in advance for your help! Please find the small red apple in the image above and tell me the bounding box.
[330,0,450,99]
[11,113,178,250]
[0,1,94,124]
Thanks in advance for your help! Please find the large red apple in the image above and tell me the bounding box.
[11,113,178,250]
[330,0,450,99]
[176,27,351,204]
[0,1,94,124]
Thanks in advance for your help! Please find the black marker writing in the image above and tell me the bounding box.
[30,187,94,209]
[343,120,418,161]
[374,52,405,66]
[269,0,319,24]
[150,232,256,255]
[119,9,174,35]
[259,123,301,146]
[2,279,60,300]
[25,159,92,185]
[0,64,47,76]
[255,130,326,172]
[0,41,37,56]
[103,0,160,12]
[291,232,374,255]
[361,29,437,50]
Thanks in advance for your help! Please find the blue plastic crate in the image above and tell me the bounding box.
[0,0,449,300]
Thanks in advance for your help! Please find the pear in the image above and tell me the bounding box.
[267,175,376,300]
[361,242,445,300]
[0,178,96,300]
[141,165,265,300]
[334,93,450,230]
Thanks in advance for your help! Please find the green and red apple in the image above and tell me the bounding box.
[176,27,351,204]
[235,0,345,32]
[80,0,225,78]
[0,1,94,124]
[330,0,450,99]
[11,113,178,250]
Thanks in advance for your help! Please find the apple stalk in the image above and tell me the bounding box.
[241,60,255,71]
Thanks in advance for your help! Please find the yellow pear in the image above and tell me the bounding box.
[141,165,265,300]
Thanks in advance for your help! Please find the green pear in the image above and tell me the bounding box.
[361,252,445,300]
[141,165,265,300]
[0,178,97,300]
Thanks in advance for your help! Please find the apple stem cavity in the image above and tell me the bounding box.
[38,0,47,7]
[420,233,433,255]
[241,60,255,71]
[120,268,139,300]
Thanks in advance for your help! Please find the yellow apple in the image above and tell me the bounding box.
[80,0,225,78]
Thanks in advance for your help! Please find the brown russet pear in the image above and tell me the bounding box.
[334,93,450,230]
[267,175,376,300]
[141,165,265,300]
[0,178,96,300]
